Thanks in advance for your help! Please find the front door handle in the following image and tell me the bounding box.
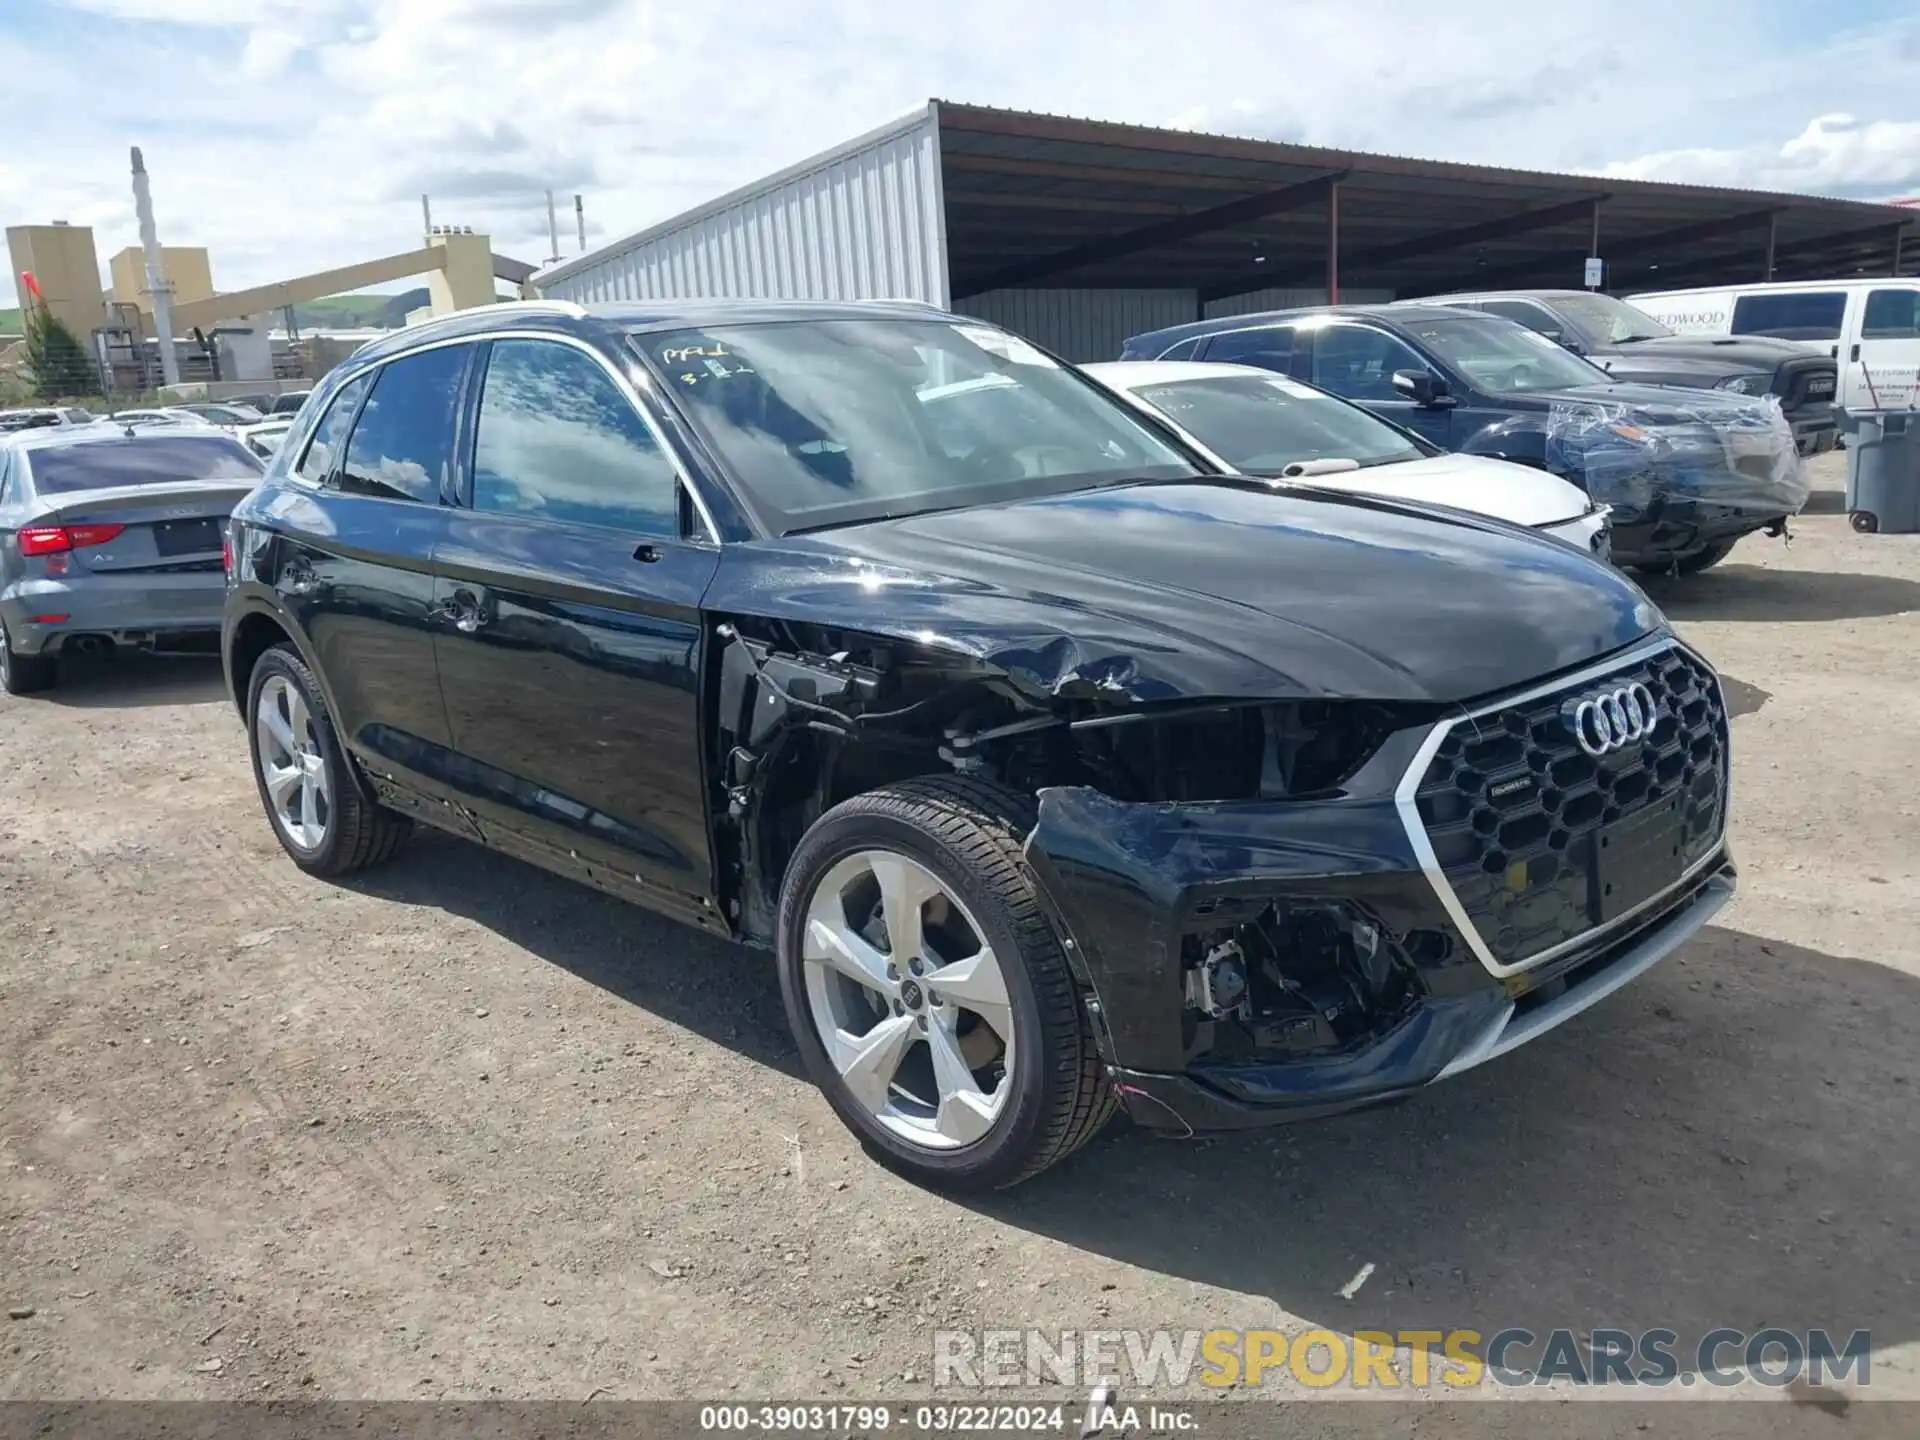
[281,558,318,596]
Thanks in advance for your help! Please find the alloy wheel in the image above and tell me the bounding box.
[802,850,1016,1150]
[256,674,331,849]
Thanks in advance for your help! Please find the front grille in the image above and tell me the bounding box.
[1414,645,1727,969]
[1771,357,1837,411]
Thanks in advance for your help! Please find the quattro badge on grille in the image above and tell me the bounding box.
[1562,682,1660,758]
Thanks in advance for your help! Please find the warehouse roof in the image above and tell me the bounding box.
[931,102,1915,300]
[539,101,1916,303]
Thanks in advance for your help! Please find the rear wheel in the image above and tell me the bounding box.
[246,643,409,876]
[0,619,56,696]
[776,776,1114,1190]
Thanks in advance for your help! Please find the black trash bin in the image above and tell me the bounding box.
[1834,408,1920,534]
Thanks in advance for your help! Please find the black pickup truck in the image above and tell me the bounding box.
[1429,290,1837,456]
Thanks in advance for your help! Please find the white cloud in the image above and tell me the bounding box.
[3,0,1917,310]
[1606,114,1920,197]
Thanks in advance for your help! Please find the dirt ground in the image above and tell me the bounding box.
[2,452,1916,1412]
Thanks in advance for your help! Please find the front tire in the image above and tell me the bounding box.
[0,619,56,696]
[245,643,409,876]
[776,776,1114,1190]
[1635,539,1735,577]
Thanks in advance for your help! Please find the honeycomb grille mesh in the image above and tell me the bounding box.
[1415,647,1727,967]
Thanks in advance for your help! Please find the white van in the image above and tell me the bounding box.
[1628,278,1920,411]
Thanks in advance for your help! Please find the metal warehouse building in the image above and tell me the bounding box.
[535,101,1917,361]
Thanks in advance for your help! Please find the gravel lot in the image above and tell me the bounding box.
[3,452,1916,1410]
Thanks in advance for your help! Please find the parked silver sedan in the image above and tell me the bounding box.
[0,424,263,694]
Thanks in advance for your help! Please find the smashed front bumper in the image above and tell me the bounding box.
[1021,643,1735,1133]
[1550,396,1811,565]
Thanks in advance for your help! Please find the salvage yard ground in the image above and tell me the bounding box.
[2,452,1916,1406]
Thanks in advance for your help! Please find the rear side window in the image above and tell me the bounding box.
[1861,288,1920,340]
[1730,291,1846,342]
[22,436,264,496]
[1477,299,1558,335]
[295,373,371,484]
[471,338,679,536]
[339,346,469,504]
[1156,336,1202,361]
[1203,326,1297,371]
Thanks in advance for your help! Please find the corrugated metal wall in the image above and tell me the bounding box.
[537,109,948,306]
[1202,287,1394,319]
[951,288,1197,362]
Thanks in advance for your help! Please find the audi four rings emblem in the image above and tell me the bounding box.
[1562,683,1661,757]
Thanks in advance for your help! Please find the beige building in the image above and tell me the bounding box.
[5,223,108,337]
[109,244,214,315]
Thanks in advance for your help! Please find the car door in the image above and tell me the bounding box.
[270,348,469,794]
[431,334,720,922]
[1301,321,1459,447]
[1853,285,1920,408]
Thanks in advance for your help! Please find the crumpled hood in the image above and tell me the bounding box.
[710,481,1663,707]
[1520,380,1774,427]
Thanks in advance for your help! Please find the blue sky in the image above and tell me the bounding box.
[3,0,1918,308]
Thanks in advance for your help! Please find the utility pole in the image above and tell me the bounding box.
[129,146,180,386]
[421,193,433,238]
[545,190,561,267]
[575,194,586,254]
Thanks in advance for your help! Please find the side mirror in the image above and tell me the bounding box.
[1392,369,1454,408]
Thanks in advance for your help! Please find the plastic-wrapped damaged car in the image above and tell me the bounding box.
[1122,304,1810,573]
[222,300,1735,1189]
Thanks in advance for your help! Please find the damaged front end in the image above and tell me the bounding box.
[709,606,1732,1138]
[1546,393,1810,567]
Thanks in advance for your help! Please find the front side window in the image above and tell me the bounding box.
[1134,374,1425,473]
[639,319,1199,534]
[1731,291,1847,342]
[1476,299,1560,336]
[1397,315,1609,395]
[1861,288,1920,340]
[295,373,371,484]
[339,346,469,504]
[24,436,263,496]
[1204,326,1297,371]
[472,339,679,536]
[1309,325,1429,401]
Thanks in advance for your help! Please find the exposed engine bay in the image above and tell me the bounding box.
[711,619,1421,954]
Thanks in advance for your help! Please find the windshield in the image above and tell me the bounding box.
[638,319,1201,533]
[26,435,264,495]
[1400,315,1610,395]
[1131,374,1424,472]
[1547,293,1674,345]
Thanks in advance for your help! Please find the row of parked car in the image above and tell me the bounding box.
[3,286,1785,1190]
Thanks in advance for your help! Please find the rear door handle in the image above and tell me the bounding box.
[430,588,488,633]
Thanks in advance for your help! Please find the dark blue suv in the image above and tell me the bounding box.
[1122,304,1811,573]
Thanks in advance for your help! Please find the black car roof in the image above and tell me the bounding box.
[1127,302,1475,354]
[342,297,960,369]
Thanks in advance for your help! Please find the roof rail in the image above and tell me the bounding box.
[399,299,589,337]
